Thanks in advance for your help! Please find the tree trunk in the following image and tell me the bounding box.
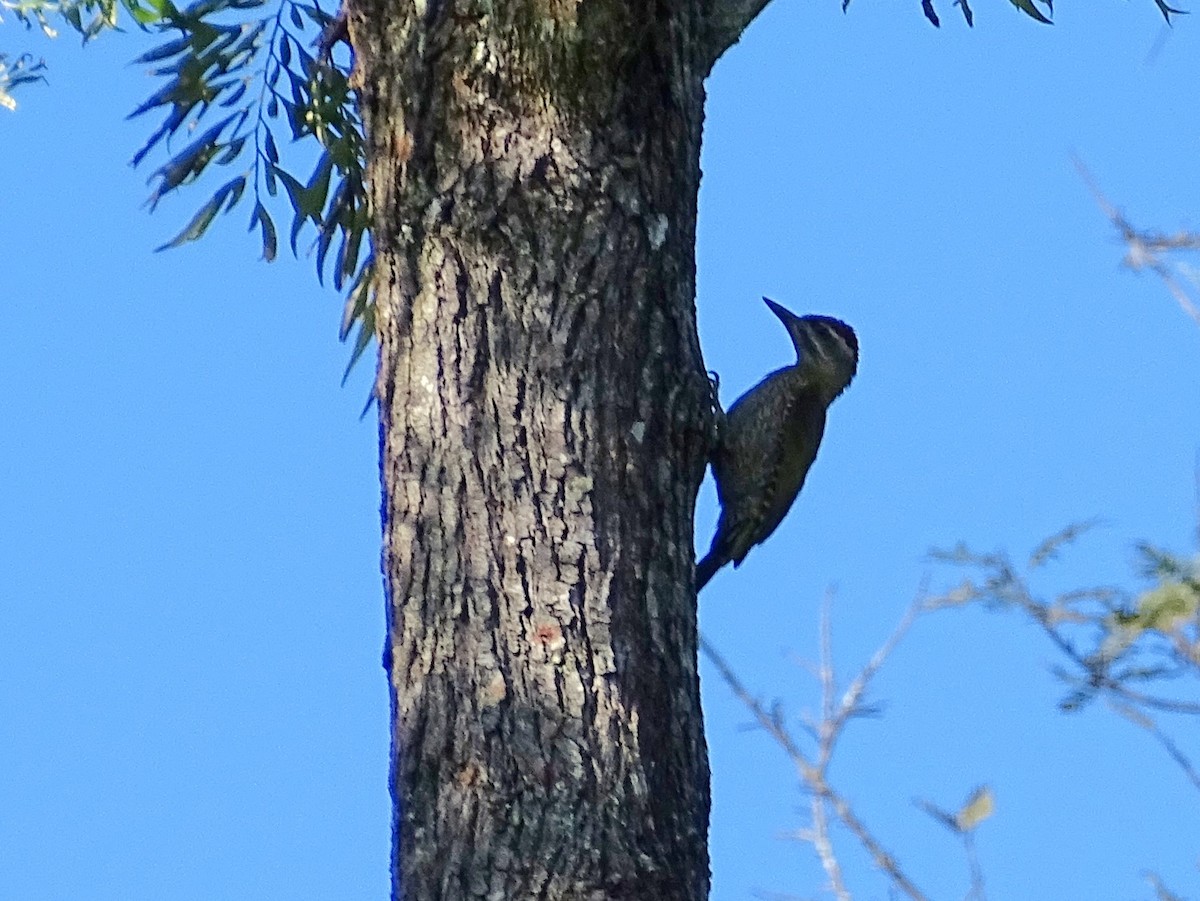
[346,3,762,898]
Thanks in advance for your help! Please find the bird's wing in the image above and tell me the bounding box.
[754,388,826,546]
[711,369,814,566]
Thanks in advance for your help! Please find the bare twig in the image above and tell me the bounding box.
[1074,155,1200,327]
[1143,870,1187,901]
[699,633,809,768]
[700,586,933,901]
[942,561,1200,716]
[1022,597,1200,715]
[751,890,811,901]
[915,787,993,900]
[817,592,838,768]
[1028,519,1102,569]
[810,594,852,901]
[932,534,1200,807]
[963,831,987,901]
[1110,700,1200,793]
[823,590,925,765]
[809,794,851,901]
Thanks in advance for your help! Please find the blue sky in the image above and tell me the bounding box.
[4,2,1199,899]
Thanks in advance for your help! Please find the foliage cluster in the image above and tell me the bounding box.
[2,0,374,375]
[838,0,1185,29]
[933,527,1200,729]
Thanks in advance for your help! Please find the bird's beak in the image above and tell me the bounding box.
[762,296,798,327]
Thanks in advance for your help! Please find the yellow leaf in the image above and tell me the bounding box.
[956,785,995,831]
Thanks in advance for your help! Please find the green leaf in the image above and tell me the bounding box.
[306,151,334,216]
[225,174,248,210]
[218,80,250,108]
[315,221,336,285]
[157,201,221,251]
[1009,0,1052,23]
[128,76,186,119]
[135,37,193,65]
[955,785,995,831]
[294,2,330,25]
[0,53,49,110]
[341,301,375,385]
[294,41,316,79]
[1132,582,1199,633]
[250,201,278,261]
[187,21,224,54]
[338,290,362,341]
[271,165,307,247]
[335,230,362,291]
[123,0,371,302]
[1153,0,1187,22]
[216,134,249,164]
[273,161,335,252]
[263,161,278,196]
[146,114,237,205]
[128,0,167,25]
[259,207,278,260]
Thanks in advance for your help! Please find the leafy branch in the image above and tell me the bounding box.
[0,51,45,109]
[1,0,161,108]
[1,0,165,43]
[3,0,376,373]
[839,0,1186,28]
[125,0,374,376]
[930,525,1200,790]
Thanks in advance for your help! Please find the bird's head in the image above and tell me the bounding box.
[763,297,858,403]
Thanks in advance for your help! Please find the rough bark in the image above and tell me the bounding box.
[345,2,771,898]
[703,0,773,68]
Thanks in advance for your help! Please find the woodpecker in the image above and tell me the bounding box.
[696,298,859,591]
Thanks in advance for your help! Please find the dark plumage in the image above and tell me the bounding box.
[696,298,858,591]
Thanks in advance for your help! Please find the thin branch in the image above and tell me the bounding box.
[1109,700,1200,793]
[700,586,933,901]
[824,787,928,901]
[1022,597,1200,715]
[1104,682,1200,716]
[915,790,993,901]
[1143,870,1187,901]
[932,537,1200,803]
[809,795,851,901]
[823,590,925,765]
[818,591,838,765]
[1073,155,1200,327]
[811,594,851,900]
[699,633,809,765]
[963,832,987,901]
[751,890,812,901]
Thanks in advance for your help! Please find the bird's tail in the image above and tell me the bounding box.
[694,551,724,592]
